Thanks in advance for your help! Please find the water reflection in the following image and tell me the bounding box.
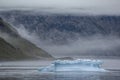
[53,72,103,80]
[0,70,120,80]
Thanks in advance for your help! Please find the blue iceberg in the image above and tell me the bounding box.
[39,59,106,72]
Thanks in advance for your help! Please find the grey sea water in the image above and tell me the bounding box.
[0,70,120,80]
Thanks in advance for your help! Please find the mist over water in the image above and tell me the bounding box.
[16,26,120,57]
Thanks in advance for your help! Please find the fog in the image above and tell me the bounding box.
[0,0,120,15]
[44,37,120,57]
[16,26,120,57]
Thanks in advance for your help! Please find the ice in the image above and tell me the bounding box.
[39,59,106,72]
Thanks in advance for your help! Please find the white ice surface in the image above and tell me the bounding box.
[39,59,106,72]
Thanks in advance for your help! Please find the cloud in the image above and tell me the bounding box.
[0,0,120,15]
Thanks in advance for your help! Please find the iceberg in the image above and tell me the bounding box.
[39,59,106,72]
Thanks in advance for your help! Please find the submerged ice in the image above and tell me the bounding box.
[39,59,106,72]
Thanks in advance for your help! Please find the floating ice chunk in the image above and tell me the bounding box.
[39,59,106,72]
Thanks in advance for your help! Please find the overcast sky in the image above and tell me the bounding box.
[0,0,120,15]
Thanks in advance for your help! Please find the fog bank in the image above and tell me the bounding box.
[17,26,120,57]
[0,0,120,15]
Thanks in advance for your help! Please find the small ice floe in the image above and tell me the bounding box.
[39,59,106,72]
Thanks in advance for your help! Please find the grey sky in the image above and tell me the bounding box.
[0,0,120,15]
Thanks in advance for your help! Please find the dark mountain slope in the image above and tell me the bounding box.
[0,17,53,60]
[0,38,28,60]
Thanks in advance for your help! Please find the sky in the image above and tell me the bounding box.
[0,0,120,15]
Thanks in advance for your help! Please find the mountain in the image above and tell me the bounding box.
[0,17,53,60]
[0,37,26,60]
[1,10,120,58]
[1,11,120,44]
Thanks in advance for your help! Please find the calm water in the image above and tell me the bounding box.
[0,70,120,80]
[0,60,120,80]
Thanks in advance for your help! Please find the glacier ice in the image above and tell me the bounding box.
[39,59,106,72]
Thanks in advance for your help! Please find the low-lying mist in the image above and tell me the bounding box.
[16,26,120,58]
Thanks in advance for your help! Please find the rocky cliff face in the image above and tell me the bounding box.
[1,11,120,44]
